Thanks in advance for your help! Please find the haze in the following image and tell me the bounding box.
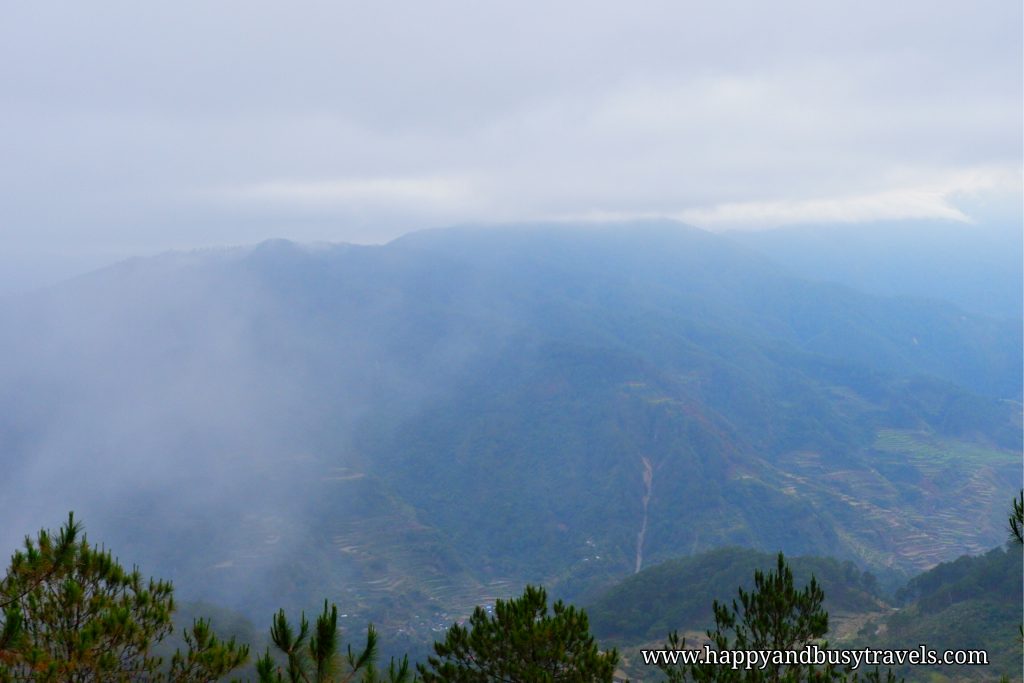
[1,0,1021,293]
[1,6,1022,670]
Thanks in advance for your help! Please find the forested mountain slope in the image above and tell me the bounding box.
[587,544,1022,681]
[0,222,1018,653]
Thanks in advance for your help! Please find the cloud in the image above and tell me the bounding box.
[221,176,478,211]
[0,0,1020,288]
[675,189,971,229]
[549,165,1021,230]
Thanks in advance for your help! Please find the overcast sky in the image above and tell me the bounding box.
[1,1,1021,292]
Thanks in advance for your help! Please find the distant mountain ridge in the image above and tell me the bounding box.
[727,218,1023,319]
[0,221,1018,658]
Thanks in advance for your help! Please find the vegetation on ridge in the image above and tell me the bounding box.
[5,505,1022,681]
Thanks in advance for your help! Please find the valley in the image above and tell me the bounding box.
[0,223,1019,670]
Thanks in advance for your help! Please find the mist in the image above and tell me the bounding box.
[0,2,1020,672]
[1,1,1020,293]
[0,240,517,617]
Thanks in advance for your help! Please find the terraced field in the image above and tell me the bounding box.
[773,429,1019,570]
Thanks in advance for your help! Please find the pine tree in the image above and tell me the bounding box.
[417,585,617,683]
[658,553,902,682]
[167,618,252,683]
[1010,490,1023,646]
[1009,489,1023,546]
[255,600,413,683]
[698,552,836,682]
[0,512,82,665]
[0,513,247,682]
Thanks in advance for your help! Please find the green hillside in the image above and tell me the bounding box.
[859,545,1023,681]
[586,547,885,645]
[588,544,1022,681]
[0,223,1018,661]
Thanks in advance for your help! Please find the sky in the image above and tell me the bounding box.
[1,0,1021,293]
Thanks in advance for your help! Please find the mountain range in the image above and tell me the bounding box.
[0,221,1018,656]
